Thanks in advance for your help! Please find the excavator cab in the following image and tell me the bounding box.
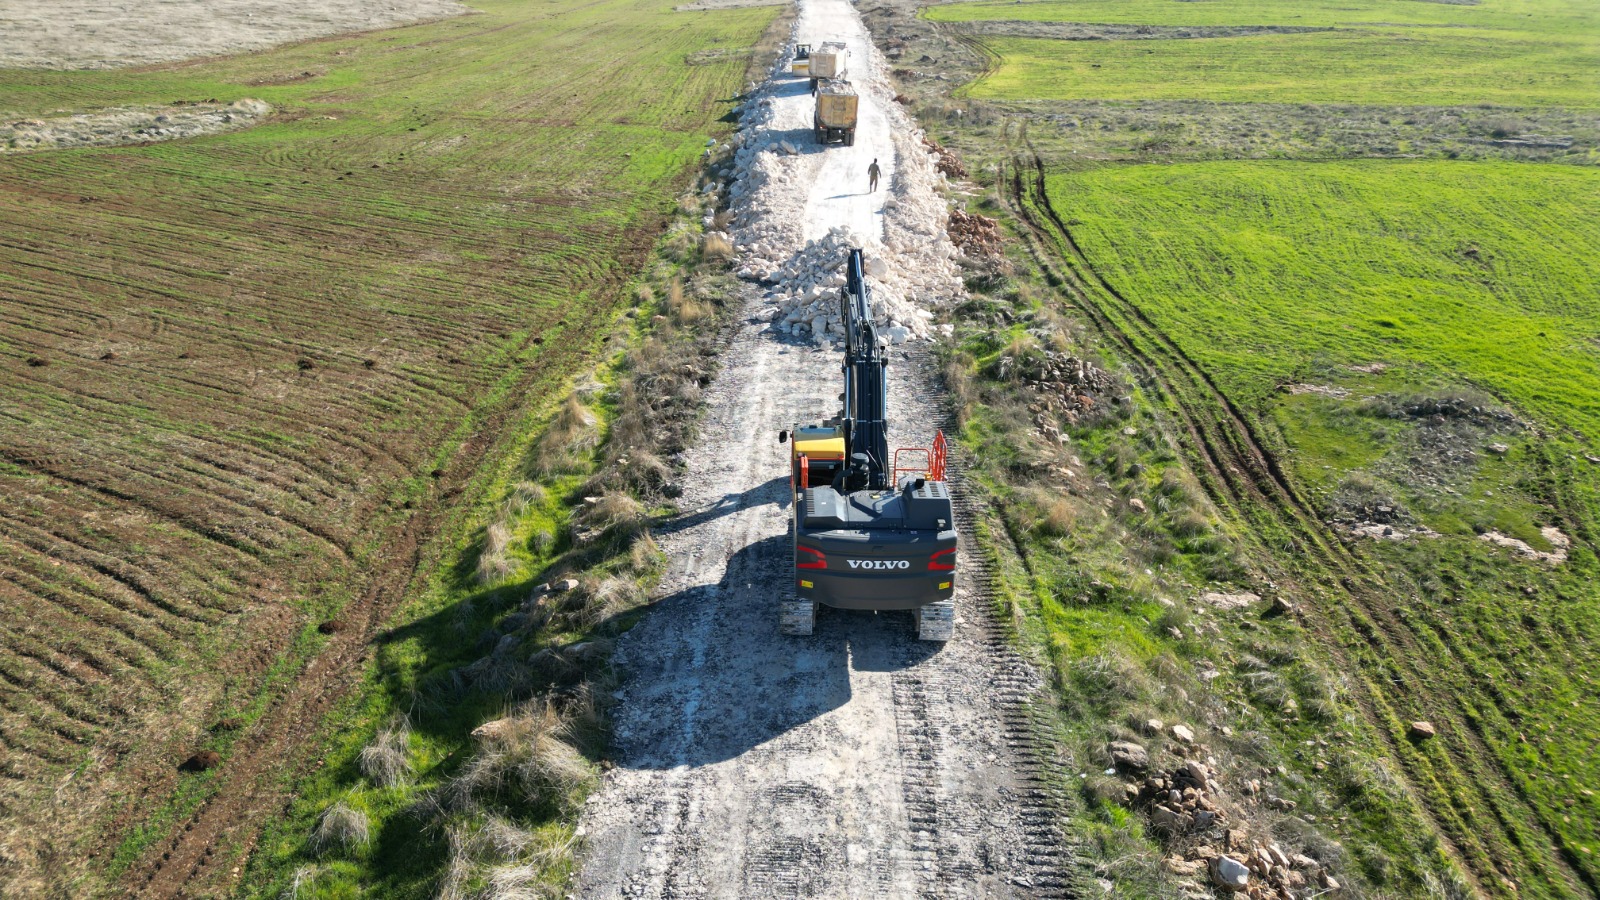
[784,425,845,492]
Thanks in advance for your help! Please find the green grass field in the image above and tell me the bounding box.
[0,0,775,894]
[930,0,1600,107]
[1039,154,1600,900]
[1045,161,1600,439]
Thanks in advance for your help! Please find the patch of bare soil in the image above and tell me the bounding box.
[0,0,470,70]
[1479,527,1570,564]
[1,99,270,153]
[949,20,1335,41]
[1284,383,1350,399]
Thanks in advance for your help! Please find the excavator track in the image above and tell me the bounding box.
[915,599,954,641]
[780,596,818,635]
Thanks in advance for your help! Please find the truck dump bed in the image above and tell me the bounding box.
[809,41,848,80]
[814,80,858,129]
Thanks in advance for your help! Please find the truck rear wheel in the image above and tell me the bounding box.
[845,130,855,147]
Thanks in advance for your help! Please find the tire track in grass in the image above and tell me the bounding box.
[1006,144,1593,898]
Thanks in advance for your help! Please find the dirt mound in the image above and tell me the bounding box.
[923,135,966,177]
[180,751,222,773]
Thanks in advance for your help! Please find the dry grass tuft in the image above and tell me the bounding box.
[942,352,979,428]
[662,224,697,262]
[463,648,534,696]
[578,575,645,628]
[529,395,599,477]
[628,529,661,574]
[477,860,569,900]
[358,721,413,788]
[309,801,370,856]
[701,232,734,261]
[476,522,520,586]
[446,702,592,815]
[1019,485,1077,537]
[280,865,322,900]
[529,528,556,556]
[503,481,546,518]
[614,449,671,496]
[476,816,537,862]
[576,493,646,539]
[666,277,712,324]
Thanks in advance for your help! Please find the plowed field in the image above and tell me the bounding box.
[0,0,775,893]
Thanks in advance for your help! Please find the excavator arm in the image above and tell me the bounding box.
[839,249,890,491]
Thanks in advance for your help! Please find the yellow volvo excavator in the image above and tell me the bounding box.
[778,249,956,641]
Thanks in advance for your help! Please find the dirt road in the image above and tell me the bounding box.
[573,2,1075,896]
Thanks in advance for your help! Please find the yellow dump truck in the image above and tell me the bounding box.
[807,41,848,92]
[813,79,858,146]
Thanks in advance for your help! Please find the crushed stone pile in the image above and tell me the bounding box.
[1,99,270,153]
[748,226,935,344]
[716,39,965,343]
[1110,749,1343,899]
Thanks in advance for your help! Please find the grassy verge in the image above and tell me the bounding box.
[242,174,758,898]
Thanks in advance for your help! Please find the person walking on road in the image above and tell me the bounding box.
[867,158,881,193]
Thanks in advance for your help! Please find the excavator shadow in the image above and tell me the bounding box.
[608,533,939,770]
[652,476,790,538]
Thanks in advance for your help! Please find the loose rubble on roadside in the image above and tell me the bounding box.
[1109,731,1345,899]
